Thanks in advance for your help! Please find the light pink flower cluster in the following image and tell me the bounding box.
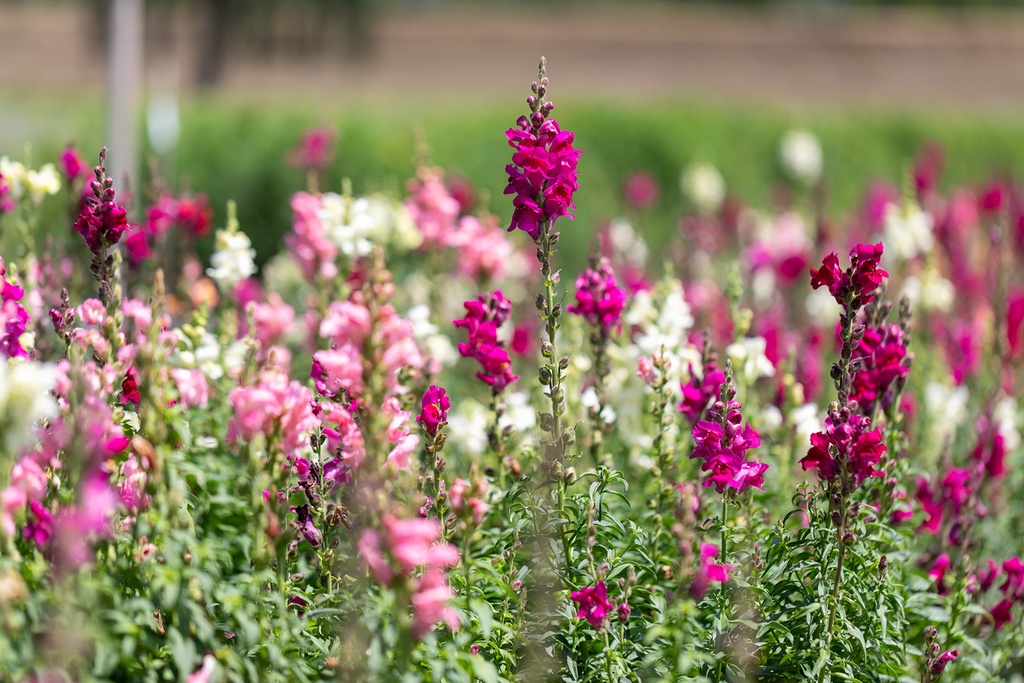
[691,543,732,600]
[1,453,49,539]
[0,258,30,359]
[802,408,886,490]
[449,477,489,526]
[810,242,888,307]
[405,166,462,249]
[382,396,420,472]
[287,191,339,281]
[850,322,910,414]
[357,515,460,639]
[690,391,767,495]
[452,215,514,283]
[313,298,423,399]
[504,116,582,241]
[228,370,319,460]
[453,290,518,393]
[566,257,627,336]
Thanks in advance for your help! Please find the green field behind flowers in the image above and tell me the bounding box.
[6,94,1024,274]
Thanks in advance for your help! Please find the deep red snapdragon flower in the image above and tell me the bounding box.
[453,291,518,392]
[73,150,131,256]
[931,649,958,675]
[801,408,886,490]
[60,147,86,182]
[810,242,888,307]
[570,581,613,629]
[567,257,626,335]
[417,385,450,437]
[120,366,141,405]
[850,322,910,414]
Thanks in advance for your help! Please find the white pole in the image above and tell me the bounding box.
[107,0,144,199]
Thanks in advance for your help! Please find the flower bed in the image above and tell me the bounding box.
[1,58,1022,681]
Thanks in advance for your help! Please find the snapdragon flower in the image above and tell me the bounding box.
[453,290,518,393]
[801,408,886,490]
[571,581,613,629]
[810,242,888,307]
[207,203,257,291]
[567,257,627,336]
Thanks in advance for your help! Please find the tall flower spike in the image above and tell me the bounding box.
[503,58,582,241]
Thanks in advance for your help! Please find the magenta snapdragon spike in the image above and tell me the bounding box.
[801,408,886,491]
[570,581,613,629]
[74,149,130,256]
[60,147,86,183]
[567,257,626,336]
[287,126,335,172]
[453,290,518,393]
[810,242,888,308]
[679,362,726,425]
[503,90,582,241]
[690,542,733,600]
[0,258,30,359]
[689,366,767,496]
[850,322,910,415]
[0,173,13,215]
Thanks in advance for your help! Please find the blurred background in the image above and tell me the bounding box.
[4,0,1024,270]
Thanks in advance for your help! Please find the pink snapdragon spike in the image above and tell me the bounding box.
[453,290,518,393]
[59,146,86,182]
[567,257,627,336]
[417,385,450,437]
[809,242,888,307]
[850,322,910,414]
[571,581,613,629]
[0,258,30,359]
[405,166,462,249]
[358,515,461,640]
[931,650,958,675]
[287,126,335,171]
[689,374,767,495]
[622,170,659,210]
[801,408,886,490]
[691,543,733,600]
[503,72,583,241]
[915,467,975,542]
[0,173,13,214]
[228,371,319,461]
[287,192,339,280]
[453,215,514,283]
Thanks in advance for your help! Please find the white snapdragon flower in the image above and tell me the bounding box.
[607,219,649,269]
[498,391,538,435]
[0,157,26,198]
[320,193,382,258]
[24,164,61,206]
[0,359,58,455]
[994,397,1021,453]
[681,163,726,215]
[629,280,701,374]
[447,400,490,456]
[901,270,955,313]
[207,202,256,291]
[789,403,821,450]
[726,336,776,383]
[406,304,457,368]
[779,129,823,185]
[882,202,934,261]
[924,381,970,443]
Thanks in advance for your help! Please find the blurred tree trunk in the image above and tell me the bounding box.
[196,0,232,87]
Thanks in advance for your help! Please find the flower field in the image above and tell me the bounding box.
[2,58,1024,682]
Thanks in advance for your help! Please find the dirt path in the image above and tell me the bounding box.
[3,2,1024,109]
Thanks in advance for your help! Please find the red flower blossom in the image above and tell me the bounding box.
[809,242,888,307]
[120,366,141,405]
[801,409,886,490]
[850,322,910,414]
